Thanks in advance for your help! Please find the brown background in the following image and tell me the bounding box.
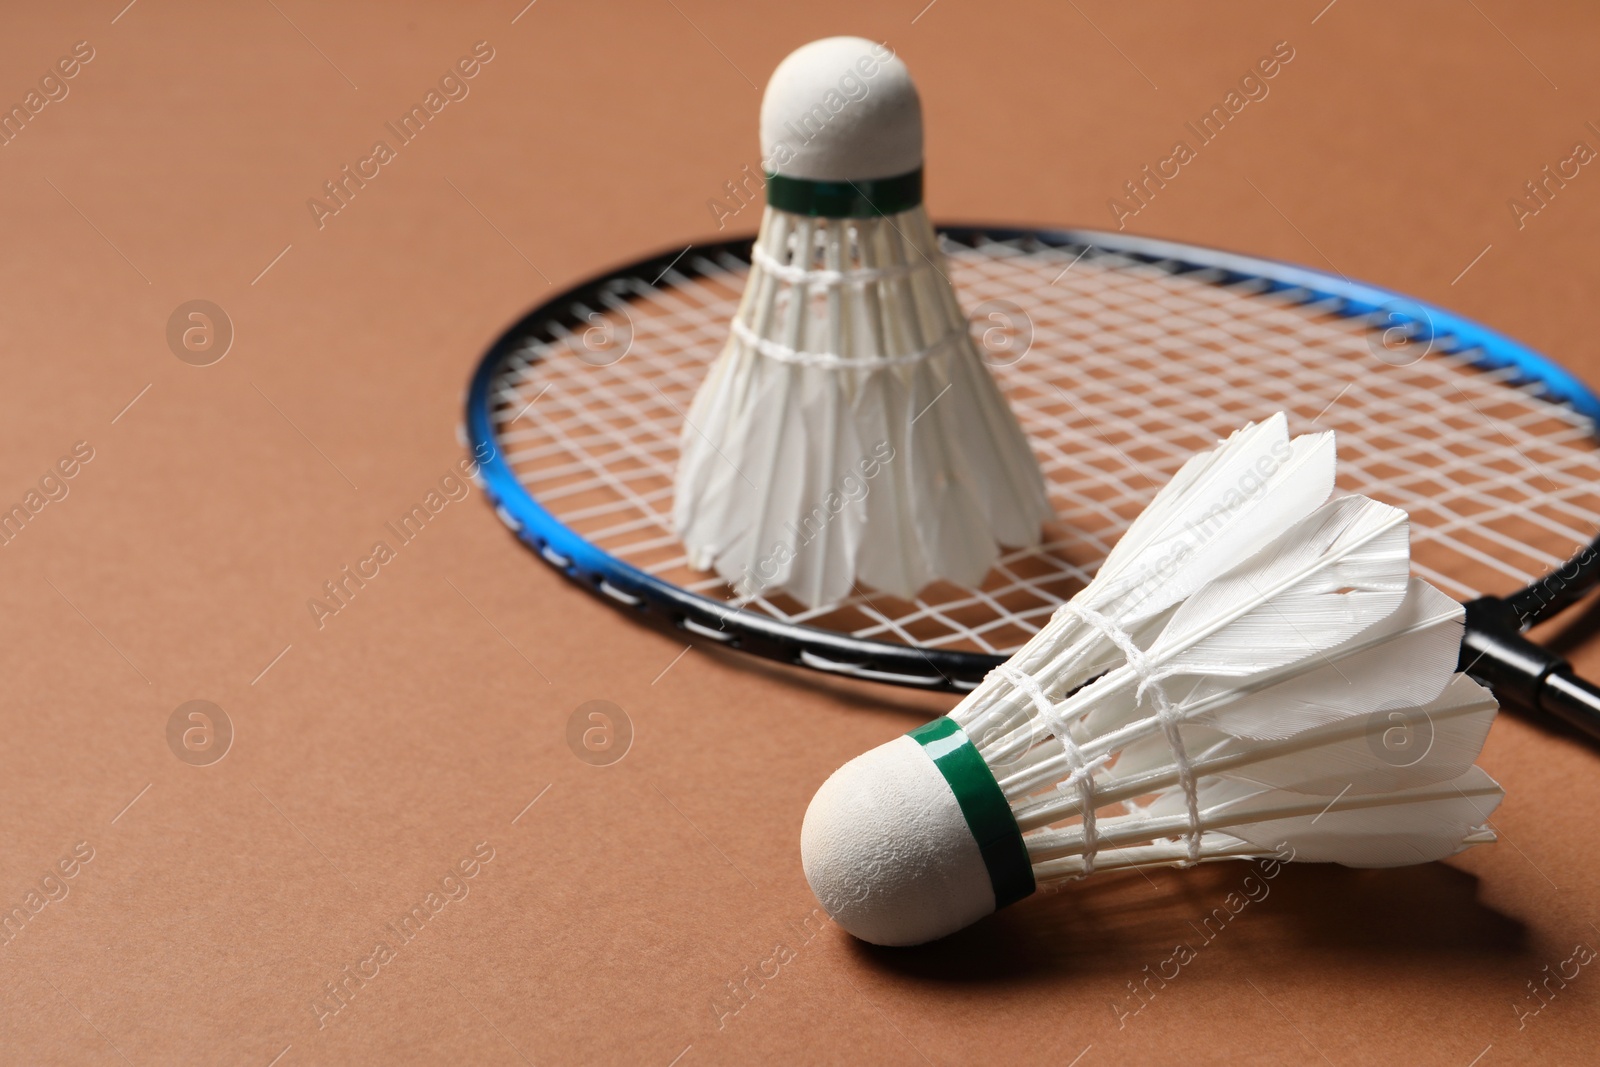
[3,0,1599,1063]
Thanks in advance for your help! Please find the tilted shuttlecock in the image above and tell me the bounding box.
[673,36,1052,608]
[801,415,1504,946]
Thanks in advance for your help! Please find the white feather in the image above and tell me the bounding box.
[1027,710,1502,871]
[1192,577,1464,739]
[962,416,1338,745]
[1218,765,1504,867]
[1088,415,1336,624]
[1093,674,1496,804]
[1147,495,1411,681]
[674,206,1052,608]
[1066,578,1458,750]
[1021,493,1411,760]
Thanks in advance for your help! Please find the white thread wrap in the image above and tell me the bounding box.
[731,318,959,369]
[1065,603,1204,866]
[750,243,920,286]
[994,665,1110,876]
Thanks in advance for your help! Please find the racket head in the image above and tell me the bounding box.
[463,225,1600,691]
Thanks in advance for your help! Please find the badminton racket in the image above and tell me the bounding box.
[462,225,1600,744]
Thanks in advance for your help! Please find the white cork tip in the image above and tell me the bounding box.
[800,734,995,947]
[760,37,922,182]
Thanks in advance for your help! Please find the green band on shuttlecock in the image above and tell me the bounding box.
[907,716,1036,910]
[764,167,923,218]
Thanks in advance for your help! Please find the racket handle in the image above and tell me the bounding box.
[1461,597,1600,745]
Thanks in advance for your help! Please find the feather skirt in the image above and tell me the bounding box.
[673,205,1053,608]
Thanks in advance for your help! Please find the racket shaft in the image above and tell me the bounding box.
[1540,671,1600,745]
[1461,597,1600,745]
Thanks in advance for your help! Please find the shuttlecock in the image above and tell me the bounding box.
[673,36,1052,608]
[801,415,1504,946]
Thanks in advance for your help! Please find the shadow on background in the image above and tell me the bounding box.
[847,859,1526,986]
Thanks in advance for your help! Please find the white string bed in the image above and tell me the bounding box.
[488,234,1600,657]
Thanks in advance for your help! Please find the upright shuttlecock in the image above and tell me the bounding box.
[801,416,1503,946]
[674,37,1052,608]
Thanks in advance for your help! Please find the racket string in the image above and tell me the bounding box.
[488,233,1600,657]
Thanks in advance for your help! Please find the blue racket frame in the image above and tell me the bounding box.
[463,225,1600,695]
